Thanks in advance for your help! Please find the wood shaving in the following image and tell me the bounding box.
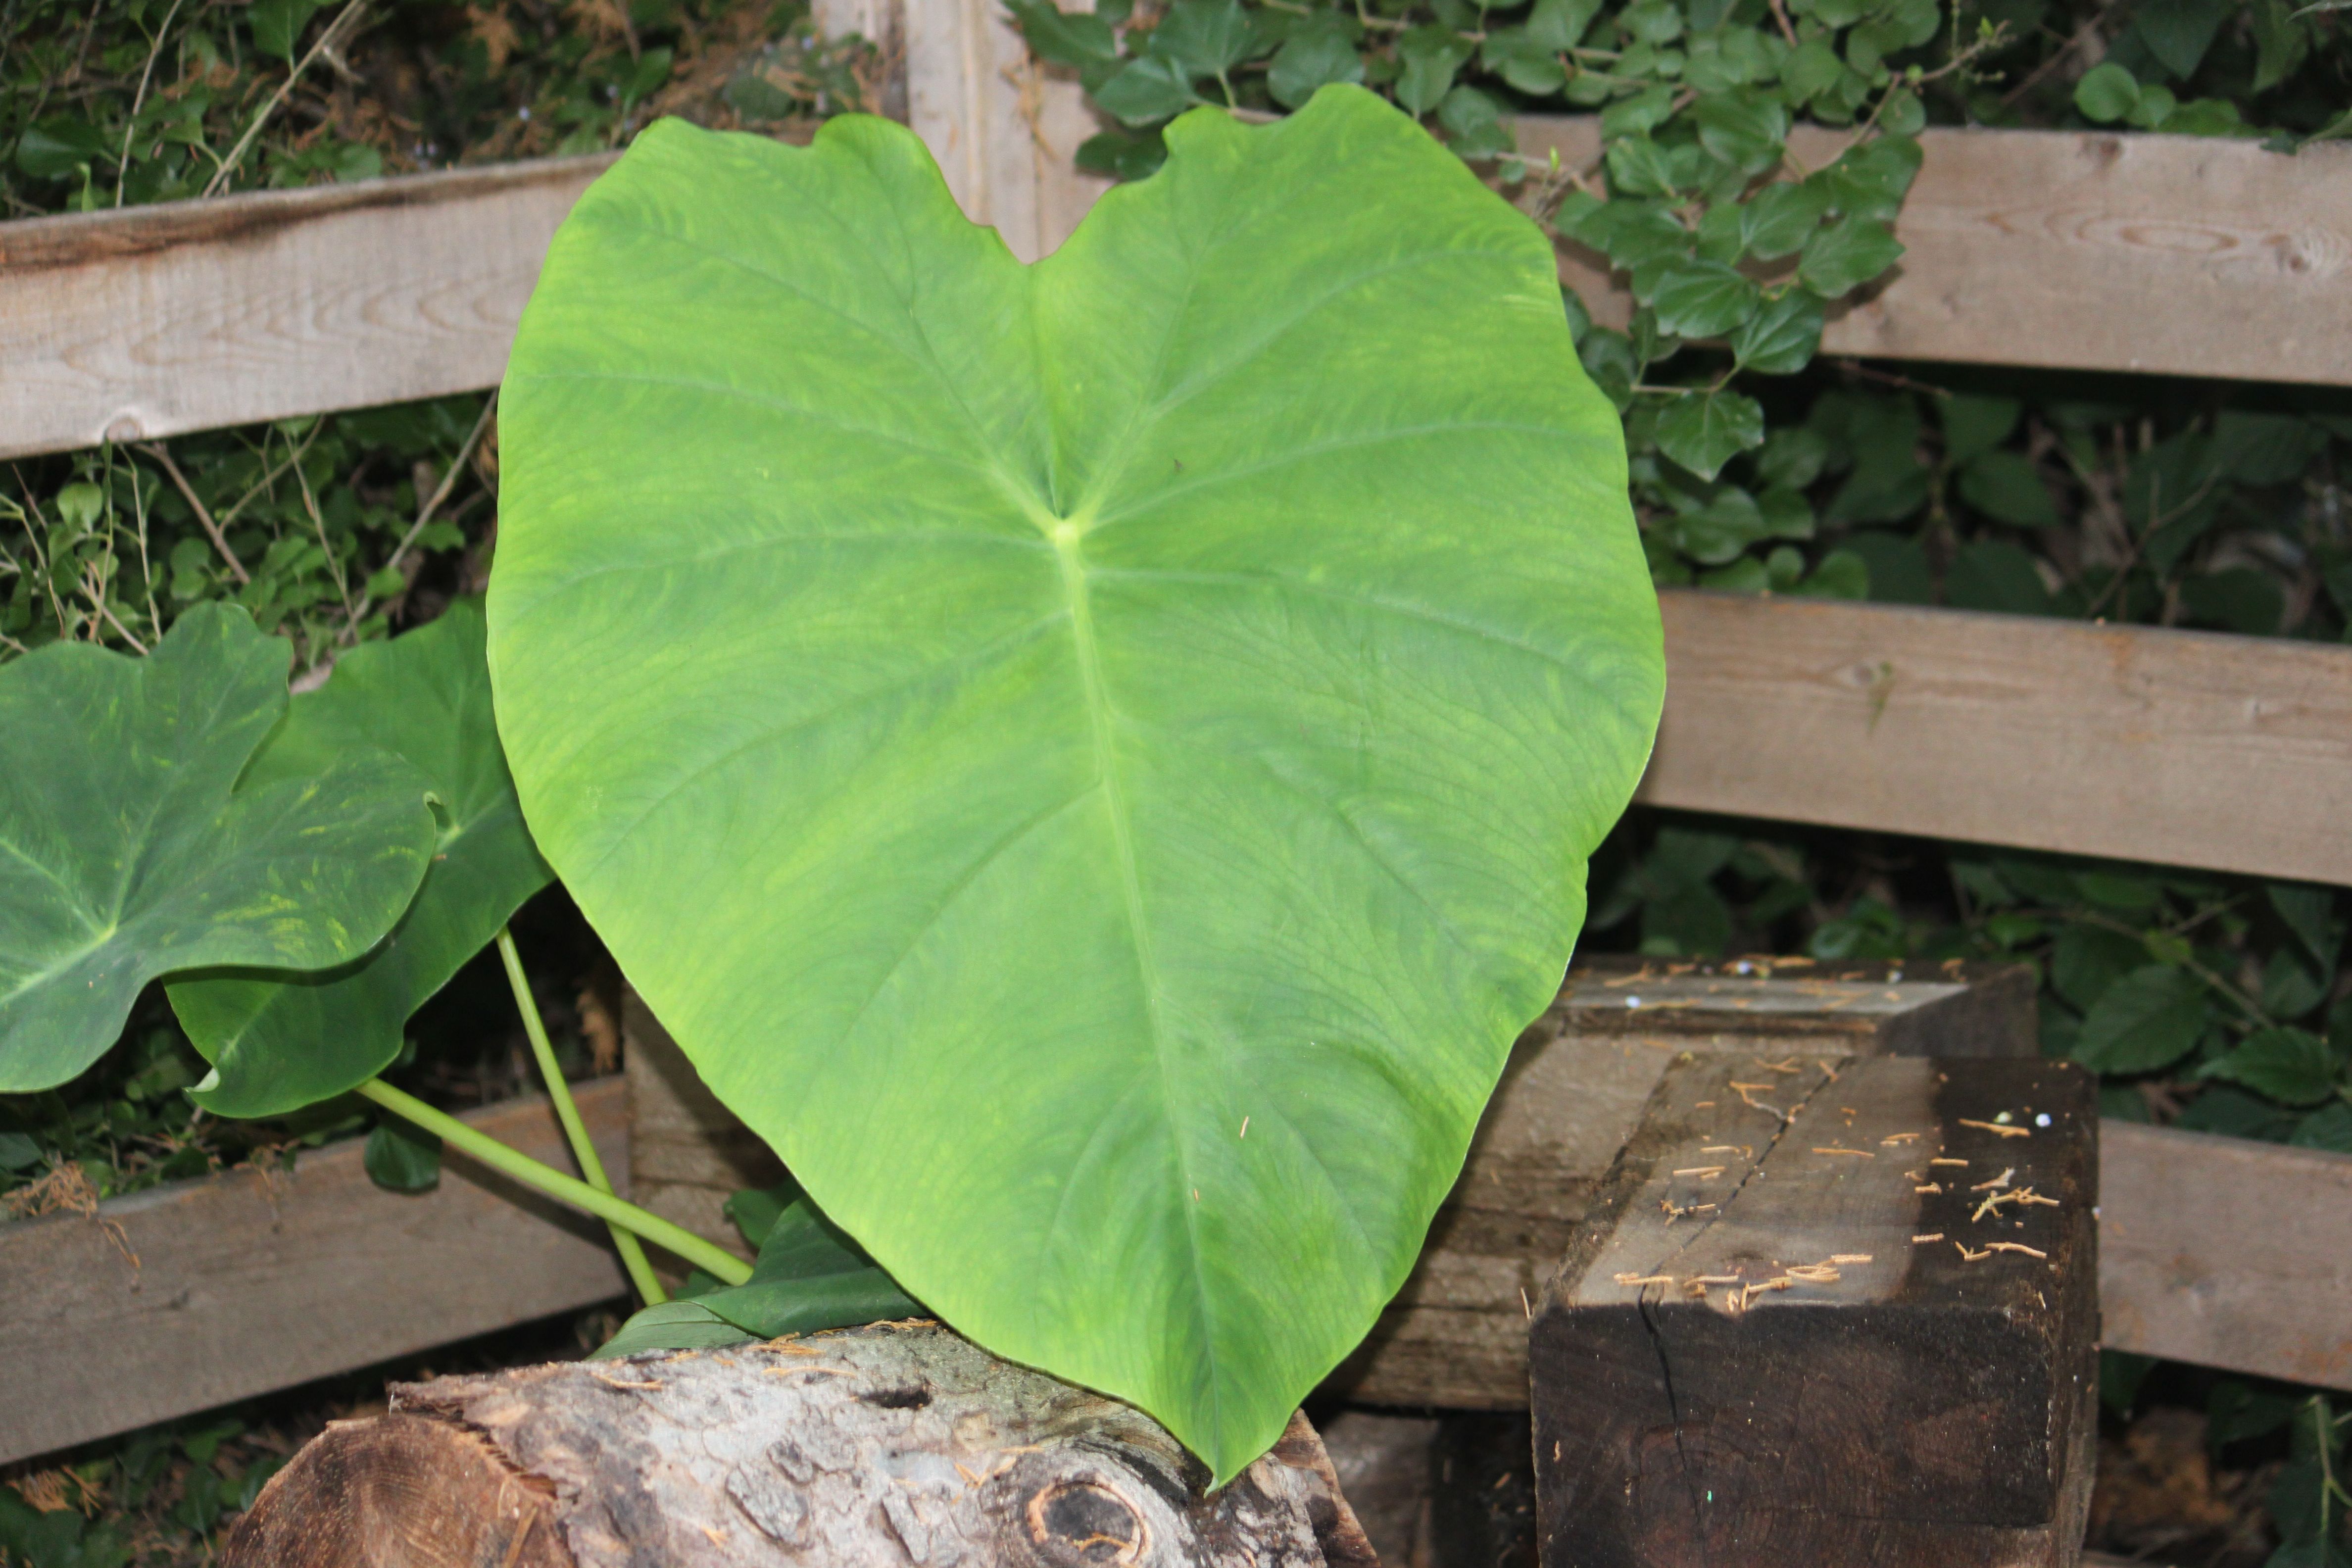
[1672,1166,1727,1178]
[1958,1118,2030,1138]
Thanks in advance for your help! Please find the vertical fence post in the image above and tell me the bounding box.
[820,0,1109,260]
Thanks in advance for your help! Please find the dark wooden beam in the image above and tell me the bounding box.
[1530,1053,2098,1568]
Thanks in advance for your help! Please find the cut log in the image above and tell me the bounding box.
[1530,1053,2098,1568]
[1328,958,2035,1408]
[227,1321,1378,1568]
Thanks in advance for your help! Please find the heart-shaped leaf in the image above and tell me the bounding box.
[168,600,552,1118]
[0,604,437,1094]
[488,87,1662,1480]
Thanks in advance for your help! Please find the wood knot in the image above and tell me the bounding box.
[1026,1480,1147,1566]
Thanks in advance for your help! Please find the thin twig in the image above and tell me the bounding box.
[340,391,495,642]
[137,443,248,584]
[203,0,371,197]
[114,0,189,207]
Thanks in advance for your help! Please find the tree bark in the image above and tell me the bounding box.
[227,1321,1378,1568]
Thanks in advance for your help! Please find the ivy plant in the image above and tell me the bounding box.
[488,89,1663,1479]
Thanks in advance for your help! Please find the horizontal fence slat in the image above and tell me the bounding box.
[1513,119,2352,388]
[1639,589,2352,887]
[0,155,612,461]
[0,1079,629,1466]
[7,112,2351,459]
[2100,1120,2352,1390]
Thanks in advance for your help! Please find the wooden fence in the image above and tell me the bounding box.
[2,2,2350,1459]
[0,1080,629,1467]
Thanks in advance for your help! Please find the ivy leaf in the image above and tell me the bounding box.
[14,117,108,180]
[1148,0,1260,77]
[1571,198,1693,271]
[168,601,553,1118]
[489,93,1662,1483]
[1812,135,1922,223]
[1739,179,1830,260]
[1621,0,1685,42]
[1939,393,2021,466]
[2074,963,2208,1074]
[1799,216,1905,297]
[2252,0,2311,92]
[1651,261,1761,339]
[594,1179,921,1359]
[1729,290,1823,375]
[1601,83,1678,139]
[1095,56,1200,125]
[1656,391,1766,480]
[1270,16,1366,108]
[1397,26,1475,115]
[1525,0,1604,51]
[249,0,329,62]
[1945,539,2056,615]
[1606,132,1682,196]
[1780,36,1847,100]
[1077,128,1170,182]
[1691,89,1789,176]
[2293,1102,2352,1154]
[2267,882,2341,966]
[2200,1028,2341,1106]
[1480,27,1568,95]
[1958,451,2060,528]
[0,604,438,1094]
[364,1118,442,1193]
[2134,0,2234,78]
[1439,87,1516,159]
[1657,489,1768,564]
[2075,62,2141,123]
[1008,0,1122,70]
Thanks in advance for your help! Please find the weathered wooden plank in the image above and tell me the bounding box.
[8,103,2348,461]
[2099,1119,2352,1392]
[0,155,613,460]
[0,1079,630,1466]
[1513,119,2352,388]
[1323,957,2035,1409]
[1530,1053,2098,1568]
[1638,590,2352,889]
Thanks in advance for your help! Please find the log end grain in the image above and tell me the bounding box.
[227,1322,1375,1568]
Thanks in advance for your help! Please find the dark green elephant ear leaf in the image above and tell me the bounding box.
[0,603,438,1094]
[169,599,552,1117]
[490,86,1662,1480]
[592,1179,921,1360]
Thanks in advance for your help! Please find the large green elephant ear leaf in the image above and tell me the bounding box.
[489,85,1663,1482]
[0,604,438,1094]
[168,599,553,1117]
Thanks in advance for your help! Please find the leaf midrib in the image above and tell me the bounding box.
[1049,522,1225,1449]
